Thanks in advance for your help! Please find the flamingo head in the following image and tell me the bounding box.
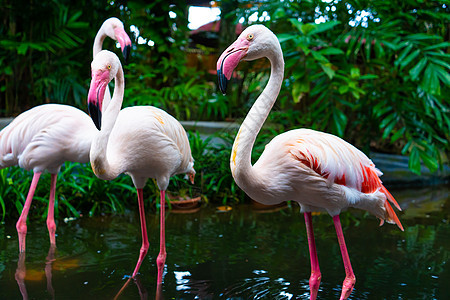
[187,170,196,184]
[217,24,279,94]
[87,50,121,130]
[186,160,196,184]
[103,17,132,63]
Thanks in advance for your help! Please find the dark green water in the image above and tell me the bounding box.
[0,185,448,299]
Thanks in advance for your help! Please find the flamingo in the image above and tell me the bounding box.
[216,24,403,300]
[86,50,195,283]
[0,17,132,253]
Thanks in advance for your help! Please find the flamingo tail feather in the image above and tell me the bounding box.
[380,185,401,211]
[383,201,404,231]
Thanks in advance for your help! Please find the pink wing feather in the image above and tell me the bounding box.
[288,130,403,230]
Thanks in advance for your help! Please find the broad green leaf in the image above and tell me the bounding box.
[409,57,427,80]
[408,147,421,175]
[395,44,413,67]
[318,47,344,55]
[311,50,329,63]
[320,62,335,79]
[300,23,316,35]
[68,10,82,23]
[432,104,443,128]
[419,150,438,172]
[428,57,450,70]
[380,113,397,129]
[382,40,400,50]
[423,42,450,51]
[359,74,378,80]
[17,44,29,55]
[391,127,406,142]
[426,52,450,59]
[0,195,5,221]
[60,197,80,217]
[292,80,310,103]
[421,64,440,95]
[350,67,360,78]
[373,102,392,118]
[400,49,420,69]
[382,117,397,139]
[433,64,450,85]
[338,85,349,94]
[289,18,303,33]
[332,108,347,137]
[406,33,442,41]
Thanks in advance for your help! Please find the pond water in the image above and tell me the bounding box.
[0,185,448,299]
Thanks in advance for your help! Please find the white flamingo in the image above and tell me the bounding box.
[87,50,195,283]
[0,17,132,253]
[216,24,403,300]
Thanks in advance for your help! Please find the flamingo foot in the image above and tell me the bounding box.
[131,245,149,278]
[156,251,166,284]
[16,222,27,253]
[47,219,56,246]
[339,275,356,300]
[308,271,321,300]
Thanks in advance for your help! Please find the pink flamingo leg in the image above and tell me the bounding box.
[131,188,149,278]
[156,190,166,285]
[46,174,57,246]
[333,215,356,300]
[304,212,321,300]
[16,172,41,252]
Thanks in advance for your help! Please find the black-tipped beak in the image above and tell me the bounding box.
[88,102,102,130]
[217,68,228,95]
[122,45,131,64]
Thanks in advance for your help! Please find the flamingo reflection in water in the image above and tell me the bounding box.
[15,245,56,300]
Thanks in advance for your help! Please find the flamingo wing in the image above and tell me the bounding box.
[0,104,94,172]
[286,129,402,229]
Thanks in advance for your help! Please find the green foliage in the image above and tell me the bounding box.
[0,0,105,115]
[119,0,216,121]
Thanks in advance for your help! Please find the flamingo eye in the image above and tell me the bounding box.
[107,65,111,70]
[247,33,254,41]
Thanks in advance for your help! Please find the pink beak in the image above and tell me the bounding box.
[216,38,249,94]
[87,69,110,130]
[114,27,132,63]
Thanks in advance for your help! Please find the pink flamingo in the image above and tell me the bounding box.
[217,25,403,300]
[87,50,195,283]
[0,18,132,253]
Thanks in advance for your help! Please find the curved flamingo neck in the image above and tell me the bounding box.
[90,66,125,180]
[93,26,112,105]
[93,27,107,58]
[231,41,284,186]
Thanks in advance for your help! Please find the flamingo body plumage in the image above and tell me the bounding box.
[217,25,403,300]
[0,104,94,172]
[87,50,195,283]
[0,17,132,253]
[239,128,401,223]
